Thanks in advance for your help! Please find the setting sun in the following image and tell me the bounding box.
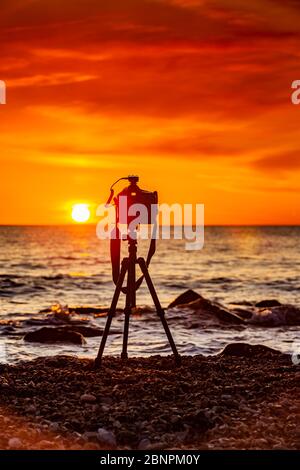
[71,204,91,223]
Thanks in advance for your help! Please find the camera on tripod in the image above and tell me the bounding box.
[108,175,158,233]
[95,175,181,367]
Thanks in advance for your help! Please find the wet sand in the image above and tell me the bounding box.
[0,343,299,450]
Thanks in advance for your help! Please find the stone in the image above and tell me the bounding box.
[255,299,281,308]
[80,393,97,403]
[183,410,211,432]
[37,440,53,449]
[97,428,117,447]
[232,308,253,319]
[251,305,300,326]
[221,343,282,357]
[101,404,110,412]
[48,422,60,432]
[27,404,36,413]
[8,437,22,449]
[168,290,201,308]
[138,438,152,450]
[23,327,86,345]
[177,295,244,324]
[285,306,300,325]
[65,325,103,337]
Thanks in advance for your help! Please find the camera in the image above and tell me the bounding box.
[114,175,158,227]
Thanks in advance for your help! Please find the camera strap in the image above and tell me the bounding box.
[110,226,121,285]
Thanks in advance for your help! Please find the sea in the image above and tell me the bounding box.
[0,225,299,363]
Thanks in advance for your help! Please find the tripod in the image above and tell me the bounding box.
[95,238,181,367]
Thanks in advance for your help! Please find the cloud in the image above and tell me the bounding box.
[252,151,300,172]
[1,0,298,125]
[7,73,98,88]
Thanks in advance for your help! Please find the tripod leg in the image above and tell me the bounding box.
[137,257,181,366]
[121,306,130,360]
[95,258,128,368]
[121,243,136,360]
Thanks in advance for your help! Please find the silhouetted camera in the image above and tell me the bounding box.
[106,175,157,229]
[106,175,158,281]
[115,176,158,226]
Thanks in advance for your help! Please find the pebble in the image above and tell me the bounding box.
[8,437,22,449]
[80,393,97,403]
[37,440,53,449]
[97,428,117,447]
[27,405,36,413]
[138,438,152,450]
[0,351,299,450]
[101,404,110,412]
[48,422,60,432]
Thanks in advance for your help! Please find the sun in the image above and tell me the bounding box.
[71,204,91,223]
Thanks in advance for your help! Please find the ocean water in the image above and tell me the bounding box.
[0,225,299,363]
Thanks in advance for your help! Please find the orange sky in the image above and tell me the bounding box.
[0,0,300,225]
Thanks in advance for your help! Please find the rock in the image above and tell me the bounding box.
[23,327,86,345]
[255,300,281,308]
[27,404,36,413]
[221,343,282,357]
[168,290,201,308]
[8,437,22,449]
[232,308,253,319]
[66,325,103,337]
[284,306,300,325]
[37,440,53,449]
[138,438,152,450]
[250,305,300,326]
[100,396,113,405]
[101,404,110,412]
[80,393,97,403]
[0,378,9,388]
[183,410,211,432]
[71,325,122,337]
[97,428,117,447]
[48,422,60,432]
[177,295,244,324]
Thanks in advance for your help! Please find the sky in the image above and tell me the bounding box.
[0,0,300,225]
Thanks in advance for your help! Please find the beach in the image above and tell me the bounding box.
[0,226,299,450]
[0,344,299,450]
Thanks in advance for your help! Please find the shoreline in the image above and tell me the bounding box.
[1,290,300,366]
[0,343,299,450]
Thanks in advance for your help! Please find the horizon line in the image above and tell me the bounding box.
[0,223,299,228]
